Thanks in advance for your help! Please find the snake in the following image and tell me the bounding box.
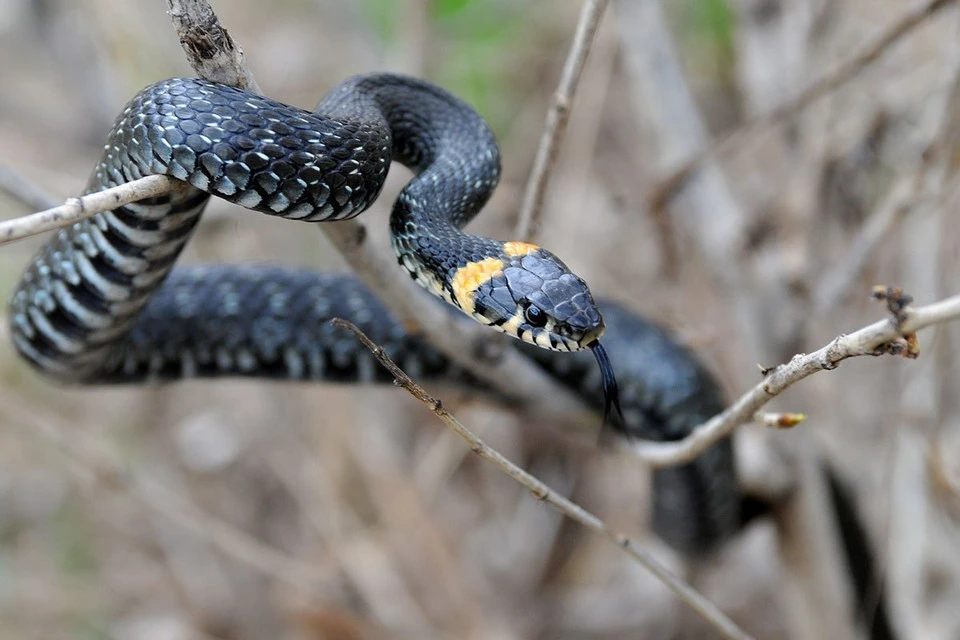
[7,74,742,555]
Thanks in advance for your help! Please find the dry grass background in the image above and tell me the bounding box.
[1,0,959,638]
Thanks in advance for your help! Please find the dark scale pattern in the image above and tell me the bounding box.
[315,75,505,289]
[8,74,739,556]
[9,75,506,380]
[97,266,458,384]
[330,77,508,292]
[105,79,390,221]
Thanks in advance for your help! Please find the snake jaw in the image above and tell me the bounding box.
[590,340,624,428]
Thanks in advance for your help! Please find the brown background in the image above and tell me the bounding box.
[0,0,959,638]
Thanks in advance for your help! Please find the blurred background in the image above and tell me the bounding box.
[1,0,960,638]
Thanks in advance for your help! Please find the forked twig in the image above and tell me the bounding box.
[331,318,754,640]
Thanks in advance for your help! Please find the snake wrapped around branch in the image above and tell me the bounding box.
[9,74,744,555]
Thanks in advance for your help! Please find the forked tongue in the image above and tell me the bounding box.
[589,341,623,428]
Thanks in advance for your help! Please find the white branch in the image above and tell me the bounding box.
[629,293,960,467]
[0,175,180,245]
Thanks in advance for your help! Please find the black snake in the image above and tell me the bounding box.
[8,74,742,555]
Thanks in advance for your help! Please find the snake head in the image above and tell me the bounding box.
[449,240,622,426]
[451,241,605,352]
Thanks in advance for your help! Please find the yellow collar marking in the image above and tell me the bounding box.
[502,241,540,257]
[451,257,504,315]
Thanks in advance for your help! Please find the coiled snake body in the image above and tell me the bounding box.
[9,75,740,555]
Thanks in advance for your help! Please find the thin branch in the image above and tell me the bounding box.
[331,318,754,640]
[514,0,609,241]
[0,175,180,244]
[0,166,58,211]
[0,389,329,593]
[812,175,918,313]
[655,0,958,203]
[629,291,960,467]
[0,0,600,431]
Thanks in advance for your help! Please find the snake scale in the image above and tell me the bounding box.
[8,74,742,555]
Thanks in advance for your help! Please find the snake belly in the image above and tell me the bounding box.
[7,75,740,556]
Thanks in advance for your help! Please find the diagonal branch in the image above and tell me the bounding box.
[0,166,58,211]
[654,0,958,203]
[514,0,609,241]
[0,0,601,432]
[332,318,754,640]
[166,0,261,91]
[630,290,960,467]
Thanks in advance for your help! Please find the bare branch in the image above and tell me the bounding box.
[0,166,58,211]
[812,175,918,312]
[628,291,960,467]
[514,0,609,241]
[0,0,600,431]
[655,0,958,202]
[166,0,261,92]
[331,318,754,640]
[0,175,180,245]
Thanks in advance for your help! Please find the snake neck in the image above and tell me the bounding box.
[320,74,506,307]
[389,193,504,306]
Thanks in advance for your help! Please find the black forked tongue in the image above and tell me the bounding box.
[589,341,623,428]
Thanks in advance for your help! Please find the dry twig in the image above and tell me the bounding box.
[0,175,180,244]
[630,291,960,467]
[166,0,261,92]
[331,318,754,640]
[655,0,958,202]
[514,0,609,241]
[0,166,58,211]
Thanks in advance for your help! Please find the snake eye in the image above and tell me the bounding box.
[523,303,548,328]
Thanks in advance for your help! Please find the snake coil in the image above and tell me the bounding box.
[9,74,742,555]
